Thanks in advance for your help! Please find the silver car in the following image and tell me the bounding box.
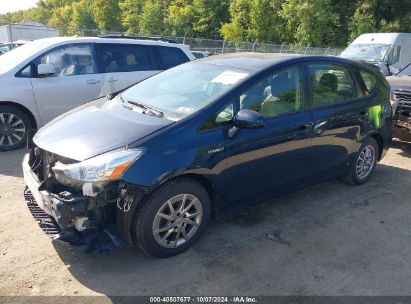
[0,37,194,151]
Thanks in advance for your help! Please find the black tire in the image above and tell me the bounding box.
[132,177,211,258]
[342,137,379,186]
[0,105,32,151]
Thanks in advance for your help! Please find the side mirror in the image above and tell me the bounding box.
[385,61,392,76]
[229,109,265,138]
[233,109,266,129]
[37,63,55,77]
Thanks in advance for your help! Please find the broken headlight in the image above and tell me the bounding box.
[52,148,144,188]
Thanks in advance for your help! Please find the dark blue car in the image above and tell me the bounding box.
[23,54,392,257]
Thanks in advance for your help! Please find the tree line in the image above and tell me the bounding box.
[1,0,411,47]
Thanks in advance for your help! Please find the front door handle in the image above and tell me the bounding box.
[294,123,313,138]
[107,78,119,83]
[314,121,327,136]
[87,79,101,85]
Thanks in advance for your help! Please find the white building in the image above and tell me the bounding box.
[0,21,59,43]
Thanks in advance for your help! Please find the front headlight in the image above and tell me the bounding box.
[52,148,145,188]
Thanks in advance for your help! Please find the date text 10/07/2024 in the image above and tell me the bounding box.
[149,297,258,303]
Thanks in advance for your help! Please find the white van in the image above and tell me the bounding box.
[0,37,195,151]
[340,33,411,76]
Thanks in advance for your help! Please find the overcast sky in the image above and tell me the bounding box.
[0,0,38,14]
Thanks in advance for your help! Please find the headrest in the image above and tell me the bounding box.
[319,73,338,92]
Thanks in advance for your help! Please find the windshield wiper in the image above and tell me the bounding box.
[120,96,165,118]
[118,94,163,117]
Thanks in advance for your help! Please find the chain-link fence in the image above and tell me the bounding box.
[69,28,344,56]
[1,23,344,56]
[178,37,343,56]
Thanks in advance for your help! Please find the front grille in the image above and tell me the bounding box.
[395,90,411,105]
[394,91,411,101]
[394,90,411,117]
[24,187,61,237]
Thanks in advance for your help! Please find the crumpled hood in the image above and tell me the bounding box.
[34,96,172,161]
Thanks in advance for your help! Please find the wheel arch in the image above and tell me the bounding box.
[0,101,38,130]
[167,173,219,218]
[179,173,218,217]
[368,132,384,160]
[122,172,219,245]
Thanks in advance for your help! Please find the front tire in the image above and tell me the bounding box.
[343,137,378,186]
[132,178,211,258]
[0,105,32,151]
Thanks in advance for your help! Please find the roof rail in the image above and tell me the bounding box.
[97,35,177,44]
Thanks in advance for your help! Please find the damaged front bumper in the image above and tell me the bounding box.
[22,152,146,253]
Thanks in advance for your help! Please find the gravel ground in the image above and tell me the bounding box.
[1,140,411,297]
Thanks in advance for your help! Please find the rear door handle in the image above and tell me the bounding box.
[107,78,119,83]
[87,79,101,85]
[294,123,313,138]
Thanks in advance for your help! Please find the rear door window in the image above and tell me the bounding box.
[98,44,152,73]
[307,62,358,108]
[151,46,190,70]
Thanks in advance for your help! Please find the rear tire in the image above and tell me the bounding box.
[343,137,378,186]
[0,105,32,151]
[132,178,211,258]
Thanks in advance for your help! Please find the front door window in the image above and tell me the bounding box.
[36,44,96,77]
[239,65,303,117]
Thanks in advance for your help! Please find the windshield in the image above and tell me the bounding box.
[0,40,53,74]
[397,63,411,77]
[121,62,250,120]
[341,44,391,62]
[0,44,11,53]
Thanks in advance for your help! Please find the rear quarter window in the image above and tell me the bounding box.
[151,46,189,70]
[359,69,377,94]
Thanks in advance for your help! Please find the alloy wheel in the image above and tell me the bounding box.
[152,194,203,248]
[356,145,375,179]
[0,112,26,147]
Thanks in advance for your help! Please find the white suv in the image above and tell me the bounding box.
[0,36,195,151]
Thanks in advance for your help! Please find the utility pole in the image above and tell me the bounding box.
[252,40,258,52]
[8,15,13,43]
